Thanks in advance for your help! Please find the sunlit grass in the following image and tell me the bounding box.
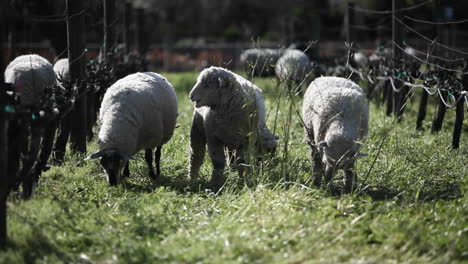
[2,72,467,263]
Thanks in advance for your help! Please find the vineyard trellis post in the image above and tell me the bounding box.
[0,0,7,247]
[136,8,147,59]
[392,0,406,119]
[123,1,132,54]
[103,0,116,62]
[452,62,467,149]
[345,1,354,44]
[66,0,87,154]
[416,0,438,130]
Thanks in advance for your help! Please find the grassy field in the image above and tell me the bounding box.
[2,72,467,263]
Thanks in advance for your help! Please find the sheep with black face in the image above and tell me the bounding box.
[85,72,178,185]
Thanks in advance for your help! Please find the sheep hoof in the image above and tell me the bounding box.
[189,172,199,180]
[149,171,159,180]
[211,176,225,192]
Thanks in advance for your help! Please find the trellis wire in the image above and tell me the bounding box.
[404,15,468,25]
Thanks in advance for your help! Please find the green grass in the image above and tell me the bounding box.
[2,72,467,263]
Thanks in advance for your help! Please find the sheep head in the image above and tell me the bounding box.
[189,67,236,108]
[257,127,279,154]
[85,149,133,186]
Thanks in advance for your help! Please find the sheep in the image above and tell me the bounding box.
[4,54,57,197]
[302,76,369,193]
[353,51,369,68]
[188,66,278,189]
[404,47,418,58]
[275,49,312,92]
[4,54,56,106]
[240,48,284,77]
[85,72,178,186]
[369,47,392,64]
[51,58,70,164]
[53,58,70,81]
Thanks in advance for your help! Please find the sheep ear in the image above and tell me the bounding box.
[274,135,280,140]
[318,141,328,149]
[84,151,105,160]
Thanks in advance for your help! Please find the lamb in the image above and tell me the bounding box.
[240,48,284,77]
[302,76,369,193]
[188,66,278,189]
[85,72,178,185]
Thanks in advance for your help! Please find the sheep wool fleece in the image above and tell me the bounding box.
[302,76,369,161]
[4,54,56,106]
[98,72,178,157]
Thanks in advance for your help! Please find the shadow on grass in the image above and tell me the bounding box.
[122,172,216,195]
[355,182,462,201]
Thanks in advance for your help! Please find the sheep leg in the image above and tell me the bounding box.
[207,140,226,191]
[145,148,157,180]
[154,146,161,177]
[324,164,335,191]
[233,147,246,178]
[344,166,356,194]
[123,161,129,178]
[188,112,206,180]
[21,127,44,198]
[309,145,324,187]
[36,119,58,173]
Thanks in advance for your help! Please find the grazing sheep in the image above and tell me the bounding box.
[53,58,70,81]
[85,72,178,185]
[4,54,57,197]
[4,54,56,106]
[302,77,369,193]
[50,58,72,165]
[275,49,312,90]
[353,51,369,68]
[240,48,284,77]
[188,66,278,189]
[369,47,392,64]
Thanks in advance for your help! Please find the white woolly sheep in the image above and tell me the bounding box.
[53,58,70,81]
[302,76,369,193]
[240,48,284,77]
[85,72,178,185]
[369,47,392,64]
[4,54,57,197]
[275,49,312,89]
[353,51,369,68]
[4,54,57,106]
[188,66,278,189]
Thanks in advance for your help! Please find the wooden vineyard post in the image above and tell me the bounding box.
[66,0,87,154]
[0,0,8,247]
[0,100,7,249]
[431,89,447,133]
[123,1,132,54]
[452,62,467,149]
[103,0,116,61]
[416,2,439,130]
[392,0,405,120]
[416,90,429,130]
